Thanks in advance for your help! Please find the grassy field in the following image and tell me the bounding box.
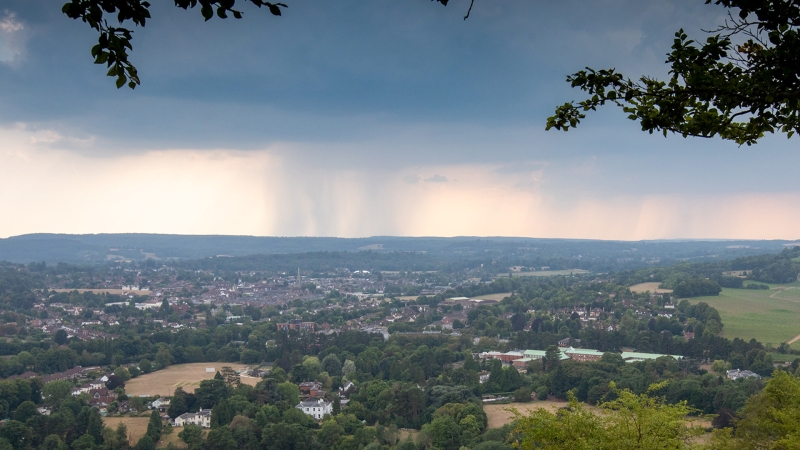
[629,282,673,294]
[483,401,711,443]
[484,400,575,428]
[158,427,190,449]
[692,287,800,348]
[103,417,150,445]
[103,418,193,448]
[125,363,259,397]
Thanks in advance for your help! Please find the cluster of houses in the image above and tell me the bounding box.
[7,366,130,414]
[168,379,357,428]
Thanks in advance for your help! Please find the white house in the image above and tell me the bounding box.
[152,398,170,412]
[296,399,332,420]
[173,409,212,428]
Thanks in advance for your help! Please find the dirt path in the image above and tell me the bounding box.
[787,332,800,345]
[769,287,800,303]
[769,287,792,299]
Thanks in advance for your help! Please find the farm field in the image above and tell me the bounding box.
[103,418,193,448]
[103,417,150,445]
[483,401,711,442]
[52,288,151,296]
[629,282,673,294]
[125,363,259,397]
[484,401,575,428]
[692,287,800,348]
[158,427,190,449]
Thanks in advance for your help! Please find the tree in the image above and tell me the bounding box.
[0,421,31,450]
[547,0,800,145]
[106,374,125,390]
[513,383,702,450]
[178,424,203,447]
[104,423,130,450]
[134,435,155,450]
[54,329,68,345]
[115,366,132,382]
[711,359,730,374]
[42,380,74,405]
[40,435,68,450]
[220,366,241,388]
[342,359,356,378]
[543,345,562,372]
[168,388,189,419]
[321,354,342,376]
[735,370,800,448]
[71,434,99,450]
[146,410,163,441]
[422,415,462,450]
[139,359,153,374]
[12,401,38,423]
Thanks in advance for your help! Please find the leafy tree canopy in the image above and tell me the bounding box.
[547,0,800,145]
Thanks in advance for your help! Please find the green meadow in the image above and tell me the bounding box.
[692,286,800,348]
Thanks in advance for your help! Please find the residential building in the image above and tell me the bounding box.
[277,319,315,332]
[152,398,170,413]
[727,369,761,380]
[299,381,325,398]
[296,399,332,420]
[173,409,212,428]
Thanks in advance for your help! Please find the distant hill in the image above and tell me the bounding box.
[0,233,797,268]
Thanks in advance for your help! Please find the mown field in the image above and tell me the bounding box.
[483,401,573,428]
[482,401,712,443]
[102,417,150,445]
[125,363,259,397]
[103,417,193,448]
[692,287,800,348]
[629,282,673,294]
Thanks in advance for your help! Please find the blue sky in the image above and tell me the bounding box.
[0,1,798,239]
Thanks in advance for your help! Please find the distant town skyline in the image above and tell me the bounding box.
[1,1,798,239]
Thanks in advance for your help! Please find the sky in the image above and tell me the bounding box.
[0,0,798,240]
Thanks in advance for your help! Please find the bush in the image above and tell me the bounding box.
[536,386,548,401]
[512,387,532,402]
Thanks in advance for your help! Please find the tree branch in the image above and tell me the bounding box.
[463,0,474,20]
